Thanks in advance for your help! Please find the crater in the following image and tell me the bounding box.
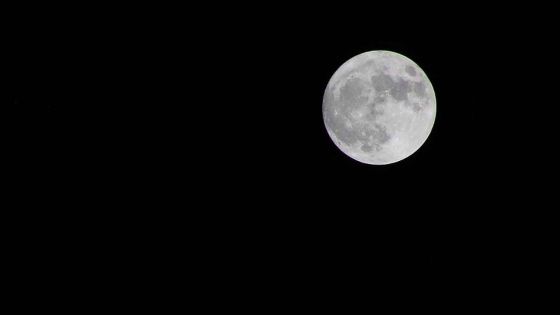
[405,65,416,76]
[361,143,373,152]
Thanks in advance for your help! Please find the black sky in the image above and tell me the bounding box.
[3,3,558,307]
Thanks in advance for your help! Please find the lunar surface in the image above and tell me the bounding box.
[323,50,436,165]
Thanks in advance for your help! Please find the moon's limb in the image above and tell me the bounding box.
[323,51,436,165]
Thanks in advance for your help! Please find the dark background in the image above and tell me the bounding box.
[3,3,557,309]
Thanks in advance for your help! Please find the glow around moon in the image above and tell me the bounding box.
[323,50,436,165]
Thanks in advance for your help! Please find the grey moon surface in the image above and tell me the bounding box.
[323,50,436,165]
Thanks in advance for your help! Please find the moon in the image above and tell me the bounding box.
[323,50,436,165]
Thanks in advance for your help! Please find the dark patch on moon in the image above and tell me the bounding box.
[390,80,411,101]
[413,82,426,97]
[405,65,416,76]
[371,73,412,102]
[340,77,368,108]
[326,116,358,147]
[323,78,367,147]
[358,123,392,153]
[366,102,384,121]
[323,77,375,146]
[368,72,430,113]
[373,123,391,144]
[373,93,386,104]
[370,73,395,92]
[410,102,423,112]
[324,82,393,151]
[361,143,373,152]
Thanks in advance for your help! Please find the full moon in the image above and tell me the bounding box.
[323,50,436,165]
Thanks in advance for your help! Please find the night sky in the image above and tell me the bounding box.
[3,3,557,309]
